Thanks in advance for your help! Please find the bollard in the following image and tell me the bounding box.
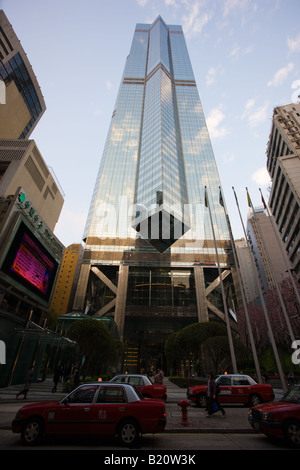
[178,399,190,426]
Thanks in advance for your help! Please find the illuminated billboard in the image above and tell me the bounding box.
[1,221,59,303]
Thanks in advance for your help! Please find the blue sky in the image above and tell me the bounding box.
[1,0,300,247]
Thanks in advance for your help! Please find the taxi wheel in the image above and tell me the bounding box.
[283,419,300,448]
[248,393,261,407]
[118,419,140,447]
[21,417,44,445]
[196,393,207,408]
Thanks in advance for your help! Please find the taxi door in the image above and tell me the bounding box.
[48,384,98,435]
[89,385,127,436]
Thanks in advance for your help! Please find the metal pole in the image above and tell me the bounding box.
[205,186,237,373]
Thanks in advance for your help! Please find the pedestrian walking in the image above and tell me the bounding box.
[52,366,61,393]
[288,371,295,386]
[154,368,164,384]
[206,372,225,418]
[16,366,34,399]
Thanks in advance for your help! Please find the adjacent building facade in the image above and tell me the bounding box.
[73,17,238,369]
[266,102,300,281]
[235,238,259,302]
[0,139,64,231]
[0,10,46,138]
[246,207,289,294]
[0,10,69,387]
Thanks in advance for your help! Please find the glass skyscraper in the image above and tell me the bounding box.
[73,16,237,368]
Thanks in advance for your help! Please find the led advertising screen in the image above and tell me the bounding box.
[1,221,59,302]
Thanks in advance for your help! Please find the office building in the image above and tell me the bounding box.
[0,139,64,231]
[0,10,46,138]
[266,102,300,280]
[73,16,238,367]
[235,238,259,302]
[246,207,288,293]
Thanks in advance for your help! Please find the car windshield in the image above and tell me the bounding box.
[280,385,300,404]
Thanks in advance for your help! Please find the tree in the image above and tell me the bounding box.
[165,322,231,377]
[66,318,121,378]
[202,335,248,373]
[164,332,182,374]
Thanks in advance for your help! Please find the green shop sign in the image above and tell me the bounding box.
[17,191,64,254]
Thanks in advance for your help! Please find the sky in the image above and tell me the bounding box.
[1,0,300,248]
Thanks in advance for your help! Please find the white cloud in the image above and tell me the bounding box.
[164,0,178,6]
[247,103,269,127]
[181,1,211,38]
[252,167,271,186]
[206,66,221,86]
[223,0,257,17]
[229,43,254,60]
[105,80,113,91]
[208,65,224,86]
[222,151,236,164]
[206,107,228,138]
[244,98,256,112]
[287,33,300,54]
[267,63,294,87]
[242,99,269,128]
[136,0,149,6]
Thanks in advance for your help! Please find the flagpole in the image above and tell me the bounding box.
[232,187,286,392]
[219,187,262,383]
[248,188,295,343]
[205,186,237,373]
[259,188,300,306]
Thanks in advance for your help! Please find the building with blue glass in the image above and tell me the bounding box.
[0,10,46,138]
[73,16,238,369]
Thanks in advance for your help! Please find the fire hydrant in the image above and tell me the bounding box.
[178,399,190,426]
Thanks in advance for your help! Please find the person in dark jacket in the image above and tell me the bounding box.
[52,367,61,393]
[206,372,225,417]
[16,367,34,399]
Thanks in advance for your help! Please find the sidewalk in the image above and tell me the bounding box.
[163,377,252,433]
[0,377,278,434]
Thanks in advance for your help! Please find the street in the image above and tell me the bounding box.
[0,427,296,451]
[0,378,298,454]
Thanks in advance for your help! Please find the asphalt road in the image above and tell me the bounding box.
[0,427,296,451]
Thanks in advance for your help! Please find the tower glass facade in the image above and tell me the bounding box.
[74,17,237,368]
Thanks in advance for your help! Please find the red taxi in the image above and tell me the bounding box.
[12,382,166,446]
[110,374,167,401]
[248,384,300,447]
[187,374,274,407]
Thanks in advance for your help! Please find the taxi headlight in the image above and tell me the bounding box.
[262,412,273,422]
